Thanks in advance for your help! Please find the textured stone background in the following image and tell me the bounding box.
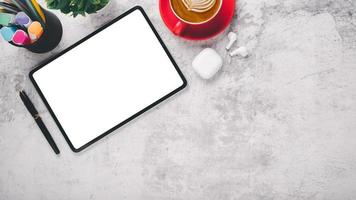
[1,0,356,199]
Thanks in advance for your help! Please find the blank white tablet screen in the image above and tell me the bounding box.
[32,9,185,150]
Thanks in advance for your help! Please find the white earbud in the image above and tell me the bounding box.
[226,32,237,50]
[230,46,249,58]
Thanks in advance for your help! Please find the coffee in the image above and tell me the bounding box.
[171,0,221,23]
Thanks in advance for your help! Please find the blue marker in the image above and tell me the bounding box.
[15,12,32,27]
[0,26,17,41]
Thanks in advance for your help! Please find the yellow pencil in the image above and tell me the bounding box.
[30,0,45,23]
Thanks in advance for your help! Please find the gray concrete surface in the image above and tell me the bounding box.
[1,0,356,199]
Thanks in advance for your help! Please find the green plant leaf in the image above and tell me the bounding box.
[46,0,108,16]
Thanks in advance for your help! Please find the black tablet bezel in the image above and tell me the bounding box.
[29,6,187,153]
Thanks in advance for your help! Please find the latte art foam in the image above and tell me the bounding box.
[181,0,216,12]
[171,0,221,23]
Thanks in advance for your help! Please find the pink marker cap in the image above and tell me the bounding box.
[12,30,30,46]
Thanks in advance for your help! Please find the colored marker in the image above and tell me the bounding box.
[0,8,15,14]
[15,12,31,27]
[12,29,30,45]
[0,2,20,12]
[27,21,42,42]
[0,13,14,26]
[22,0,42,23]
[0,4,17,14]
[0,26,17,41]
[10,0,31,14]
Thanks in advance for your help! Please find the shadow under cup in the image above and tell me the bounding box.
[10,8,63,54]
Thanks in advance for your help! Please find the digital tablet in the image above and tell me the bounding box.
[30,6,187,152]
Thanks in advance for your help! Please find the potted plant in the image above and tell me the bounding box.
[46,0,110,17]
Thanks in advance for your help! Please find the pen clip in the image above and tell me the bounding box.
[34,113,40,119]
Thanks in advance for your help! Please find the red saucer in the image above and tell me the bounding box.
[159,0,235,40]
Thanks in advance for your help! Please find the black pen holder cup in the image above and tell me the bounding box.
[10,8,63,54]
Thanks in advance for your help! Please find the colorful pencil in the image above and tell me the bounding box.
[9,0,32,19]
[0,8,13,14]
[0,2,20,11]
[21,0,42,23]
[0,3,19,14]
[29,0,45,23]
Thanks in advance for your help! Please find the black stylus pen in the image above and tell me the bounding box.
[19,90,60,154]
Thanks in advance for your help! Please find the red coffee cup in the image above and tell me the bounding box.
[159,0,235,40]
